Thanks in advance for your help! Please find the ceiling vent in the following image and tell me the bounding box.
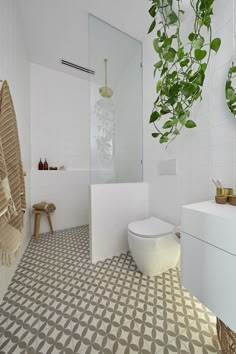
[61,59,95,75]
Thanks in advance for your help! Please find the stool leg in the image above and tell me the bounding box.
[47,213,53,234]
[34,213,41,240]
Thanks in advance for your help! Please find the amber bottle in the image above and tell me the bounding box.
[43,159,49,170]
[38,158,43,170]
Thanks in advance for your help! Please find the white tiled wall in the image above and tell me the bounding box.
[29,63,90,233]
[30,63,90,171]
[31,170,90,233]
[143,0,236,226]
[0,1,31,302]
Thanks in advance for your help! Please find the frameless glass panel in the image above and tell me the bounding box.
[89,15,143,184]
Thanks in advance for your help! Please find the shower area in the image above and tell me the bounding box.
[30,15,145,262]
[89,15,143,185]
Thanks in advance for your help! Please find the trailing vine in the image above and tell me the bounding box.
[148,0,221,144]
[225,62,236,116]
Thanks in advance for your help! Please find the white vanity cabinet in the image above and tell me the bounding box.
[181,201,236,332]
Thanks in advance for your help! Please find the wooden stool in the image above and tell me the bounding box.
[33,209,54,240]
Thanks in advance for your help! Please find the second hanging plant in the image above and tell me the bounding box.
[148,0,221,144]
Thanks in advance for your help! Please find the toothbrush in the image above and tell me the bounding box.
[212,179,218,188]
[216,179,223,188]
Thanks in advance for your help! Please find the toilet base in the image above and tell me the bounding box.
[128,232,180,277]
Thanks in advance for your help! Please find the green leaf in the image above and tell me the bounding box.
[229,66,236,74]
[182,83,196,98]
[159,136,169,144]
[173,129,180,135]
[164,37,172,48]
[193,37,204,49]
[163,48,176,62]
[154,60,163,69]
[149,5,157,17]
[201,63,207,72]
[194,49,207,61]
[149,111,160,123]
[156,80,162,93]
[178,112,187,124]
[160,105,171,114]
[188,32,197,42]
[161,63,168,77]
[152,133,160,138]
[226,79,232,89]
[203,16,211,28]
[177,47,185,60]
[148,19,156,34]
[185,120,197,128]
[210,38,221,53]
[162,120,174,129]
[153,38,161,54]
[167,11,178,25]
[226,88,235,100]
[180,59,190,67]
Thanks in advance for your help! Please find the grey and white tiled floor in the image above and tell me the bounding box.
[0,226,222,354]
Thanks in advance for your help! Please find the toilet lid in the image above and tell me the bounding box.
[128,217,174,238]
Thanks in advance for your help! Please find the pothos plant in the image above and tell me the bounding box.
[225,63,236,116]
[148,0,221,144]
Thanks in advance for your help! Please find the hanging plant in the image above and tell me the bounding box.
[225,62,236,116]
[148,0,221,144]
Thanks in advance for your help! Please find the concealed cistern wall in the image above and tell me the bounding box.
[143,0,236,226]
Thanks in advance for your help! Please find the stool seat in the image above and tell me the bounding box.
[32,203,55,240]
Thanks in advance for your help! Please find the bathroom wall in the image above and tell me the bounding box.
[143,0,236,226]
[30,63,90,232]
[0,0,31,302]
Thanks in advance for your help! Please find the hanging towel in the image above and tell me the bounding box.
[0,80,26,266]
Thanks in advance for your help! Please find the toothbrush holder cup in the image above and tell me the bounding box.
[216,188,233,198]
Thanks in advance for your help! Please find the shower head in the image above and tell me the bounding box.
[99,58,113,98]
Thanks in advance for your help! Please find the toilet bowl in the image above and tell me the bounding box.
[128,217,180,277]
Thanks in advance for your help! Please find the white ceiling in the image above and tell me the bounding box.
[17,0,149,80]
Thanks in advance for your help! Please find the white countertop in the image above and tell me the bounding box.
[183,200,236,220]
[182,200,236,255]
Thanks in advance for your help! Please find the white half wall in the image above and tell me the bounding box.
[90,183,149,263]
[31,170,89,234]
[0,0,31,303]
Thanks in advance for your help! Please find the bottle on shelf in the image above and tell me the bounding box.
[43,159,49,170]
[38,158,43,170]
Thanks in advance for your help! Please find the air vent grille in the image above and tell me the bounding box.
[61,59,95,75]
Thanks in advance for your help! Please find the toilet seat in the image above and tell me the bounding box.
[128,217,174,238]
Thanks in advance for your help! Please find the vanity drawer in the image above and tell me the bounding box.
[181,232,236,332]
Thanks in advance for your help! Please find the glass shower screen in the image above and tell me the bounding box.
[89,15,143,184]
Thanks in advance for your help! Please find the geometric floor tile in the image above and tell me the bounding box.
[0,226,222,353]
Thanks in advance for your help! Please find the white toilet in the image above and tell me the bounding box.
[128,217,180,277]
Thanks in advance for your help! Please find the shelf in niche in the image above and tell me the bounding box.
[31,169,89,173]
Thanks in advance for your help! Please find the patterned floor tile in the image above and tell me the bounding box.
[0,226,221,354]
